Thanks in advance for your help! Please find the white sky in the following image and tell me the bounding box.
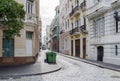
[40,0,59,41]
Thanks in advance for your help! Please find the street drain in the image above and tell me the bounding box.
[111,76,120,78]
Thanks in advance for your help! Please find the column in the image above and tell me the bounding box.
[73,37,75,57]
[80,37,83,58]
[70,37,72,56]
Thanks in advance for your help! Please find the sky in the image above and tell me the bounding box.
[40,0,59,42]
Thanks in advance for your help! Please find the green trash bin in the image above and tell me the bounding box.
[51,52,56,63]
[46,52,56,63]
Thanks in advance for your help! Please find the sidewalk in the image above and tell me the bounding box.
[57,52,120,72]
[0,50,61,79]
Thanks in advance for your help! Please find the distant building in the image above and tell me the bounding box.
[50,6,60,52]
[46,25,51,49]
[0,0,41,66]
[59,0,88,58]
[43,35,47,46]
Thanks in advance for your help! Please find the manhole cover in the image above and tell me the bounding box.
[111,76,120,78]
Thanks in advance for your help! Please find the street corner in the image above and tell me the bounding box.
[0,61,62,79]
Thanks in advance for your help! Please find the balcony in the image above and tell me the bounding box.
[80,25,88,34]
[81,0,86,11]
[70,26,81,35]
[112,0,120,8]
[51,32,58,39]
[87,0,111,19]
[26,13,37,23]
[60,30,64,34]
[69,6,80,17]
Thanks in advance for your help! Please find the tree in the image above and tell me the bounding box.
[0,0,25,39]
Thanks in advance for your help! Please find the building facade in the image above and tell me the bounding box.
[50,6,60,52]
[59,0,88,58]
[46,25,51,49]
[87,0,120,65]
[0,0,41,65]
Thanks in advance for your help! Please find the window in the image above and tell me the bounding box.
[94,0,101,4]
[58,10,60,14]
[66,21,67,29]
[93,17,105,37]
[26,32,33,39]
[61,39,64,49]
[77,0,79,6]
[26,0,33,14]
[75,20,79,27]
[66,4,67,11]
[75,0,79,6]
[84,17,86,30]
[77,20,79,27]
[68,19,69,28]
[72,5,73,9]
[68,0,69,8]
[71,23,74,29]
[115,45,118,56]
[79,18,81,26]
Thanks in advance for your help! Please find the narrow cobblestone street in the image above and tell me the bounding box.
[1,51,120,81]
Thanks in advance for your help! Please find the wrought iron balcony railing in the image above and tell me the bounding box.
[80,25,88,34]
[70,25,87,35]
[69,5,80,17]
[70,26,81,35]
[81,0,86,10]
[60,30,64,34]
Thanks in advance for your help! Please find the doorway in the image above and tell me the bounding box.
[26,32,33,56]
[83,38,86,58]
[97,46,104,61]
[71,40,73,56]
[3,33,14,57]
[75,39,80,57]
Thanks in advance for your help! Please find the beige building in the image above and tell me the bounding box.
[59,0,88,58]
[0,0,41,66]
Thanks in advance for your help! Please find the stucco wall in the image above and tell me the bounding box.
[14,29,26,57]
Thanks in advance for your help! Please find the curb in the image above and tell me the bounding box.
[57,52,120,72]
[0,65,62,79]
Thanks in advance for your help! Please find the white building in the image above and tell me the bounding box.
[87,0,120,65]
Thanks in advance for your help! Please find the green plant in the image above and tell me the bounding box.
[0,0,25,39]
